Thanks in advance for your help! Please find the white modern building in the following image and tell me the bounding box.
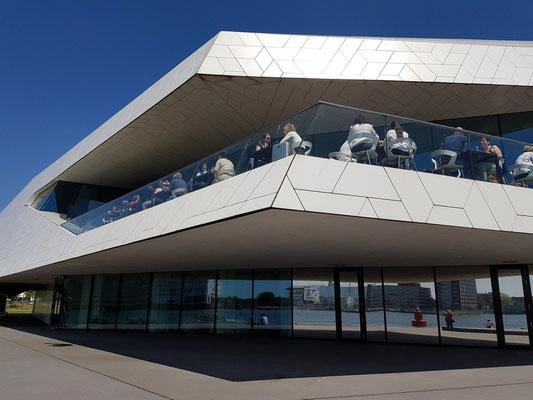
[1,32,533,347]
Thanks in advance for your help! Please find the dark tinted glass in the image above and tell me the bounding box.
[116,273,150,330]
[180,271,216,333]
[148,272,182,332]
[88,275,120,329]
[433,115,499,137]
[60,275,92,329]
[216,270,253,334]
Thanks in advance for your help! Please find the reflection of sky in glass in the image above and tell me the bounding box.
[498,274,525,297]
[254,280,290,298]
[218,280,252,299]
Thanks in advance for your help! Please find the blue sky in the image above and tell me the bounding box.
[1,0,532,211]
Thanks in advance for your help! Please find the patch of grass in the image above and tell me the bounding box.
[6,302,33,314]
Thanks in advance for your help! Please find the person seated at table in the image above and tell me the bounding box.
[256,133,271,151]
[213,152,234,183]
[119,199,131,218]
[441,127,467,164]
[254,133,272,167]
[384,122,417,169]
[193,164,212,190]
[129,194,142,214]
[339,115,382,158]
[170,172,188,196]
[153,180,171,204]
[195,163,209,177]
[477,136,503,181]
[104,205,120,223]
[385,121,416,155]
[279,123,302,145]
[513,145,533,181]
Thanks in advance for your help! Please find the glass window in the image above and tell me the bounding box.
[68,184,101,219]
[148,272,182,332]
[500,111,533,142]
[303,103,386,163]
[338,270,361,340]
[497,269,530,346]
[60,275,92,329]
[88,274,120,329]
[253,269,292,336]
[433,115,500,137]
[216,270,253,334]
[180,271,216,333]
[364,268,386,342]
[436,266,497,347]
[292,268,336,339]
[116,273,150,330]
[383,267,439,344]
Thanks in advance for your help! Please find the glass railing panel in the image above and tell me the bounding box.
[243,104,319,169]
[414,124,468,177]
[62,101,533,235]
[303,103,386,164]
[465,132,505,183]
[500,139,531,186]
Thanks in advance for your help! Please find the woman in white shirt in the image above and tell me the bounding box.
[384,121,416,155]
[279,122,302,144]
[514,145,533,180]
[342,115,381,156]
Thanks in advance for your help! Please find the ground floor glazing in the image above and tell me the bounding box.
[55,265,533,348]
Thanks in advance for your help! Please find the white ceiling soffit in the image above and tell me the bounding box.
[3,209,533,285]
[52,75,533,190]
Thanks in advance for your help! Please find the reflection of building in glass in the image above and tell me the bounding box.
[292,287,304,306]
[292,283,358,309]
[183,279,215,305]
[437,280,478,311]
[304,286,320,303]
[366,284,434,312]
[478,293,494,310]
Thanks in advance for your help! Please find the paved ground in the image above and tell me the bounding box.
[1,315,533,400]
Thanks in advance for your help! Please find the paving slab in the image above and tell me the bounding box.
[1,320,533,400]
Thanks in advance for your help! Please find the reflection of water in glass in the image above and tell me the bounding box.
[293,309,529,330]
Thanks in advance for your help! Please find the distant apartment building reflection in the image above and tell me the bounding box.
[437,280,478,311]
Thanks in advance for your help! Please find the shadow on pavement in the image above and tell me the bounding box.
[3,314,533,382]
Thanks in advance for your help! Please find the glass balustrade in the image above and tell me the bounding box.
[62,101,533,235]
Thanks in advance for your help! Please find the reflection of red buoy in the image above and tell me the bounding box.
[412,310,427,327]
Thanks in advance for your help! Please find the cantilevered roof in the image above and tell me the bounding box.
[24,32,533,195]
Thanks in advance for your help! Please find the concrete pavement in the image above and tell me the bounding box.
[1,318,533,400]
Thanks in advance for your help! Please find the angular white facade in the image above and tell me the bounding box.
[1,31,533,289]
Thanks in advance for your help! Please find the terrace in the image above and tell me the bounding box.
[29,101,533,235]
